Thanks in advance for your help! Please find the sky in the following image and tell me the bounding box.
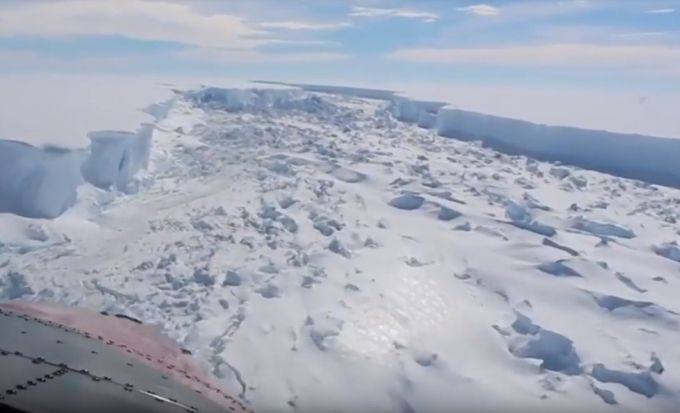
[0,0,679,139]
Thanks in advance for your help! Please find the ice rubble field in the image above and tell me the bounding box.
[2,86,680,412]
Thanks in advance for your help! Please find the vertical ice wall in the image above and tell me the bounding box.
[0,141,84,219]
[0,123,154,219]
[81,124,153,193]
[390,98,447,127]
[435,107,680,187]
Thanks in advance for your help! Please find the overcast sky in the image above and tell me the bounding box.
[1,0,679,138]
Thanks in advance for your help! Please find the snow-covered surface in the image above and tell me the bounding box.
[2,86,680,412]
[259,82,680,188]
[253,80,680,139]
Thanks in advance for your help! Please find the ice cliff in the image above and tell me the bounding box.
[0,125,153,219]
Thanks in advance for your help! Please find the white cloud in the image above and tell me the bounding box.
[492,0,591,20]
[0,0,352,65]
[258,21,352,31]
[0,46,351,77]
[389,44,680,72]
[0,0,264,49]
[265,39,341,46]
[645,8,675,14]
[177,48,351,64]
[0,49,166,74]
[612,32,666,38]
[0,0,360,69]
[534,24,678,44]
[349,6,439,22]
[456,4,500,16]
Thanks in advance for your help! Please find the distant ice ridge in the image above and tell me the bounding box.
[389,98,446,128]
[0,124,153,219]
[435,108,680,188]
[265,82,680,189]
[252,80,397,100]
[184,87,334,115]
[392,95,680,189]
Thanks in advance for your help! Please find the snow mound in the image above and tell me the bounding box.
[538,260,582,277]
[653,242,680,263]
[505,200,556,237]
[388,193,425,210]
[0,271,35,300]
[542,238,579,256]
[324,165,367,183]
[587,291,678,324]
[570,217,636,239]
[591,364,659,398]
[0,140,84,219]
[437,205,462,221]
[508,313,581,374]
